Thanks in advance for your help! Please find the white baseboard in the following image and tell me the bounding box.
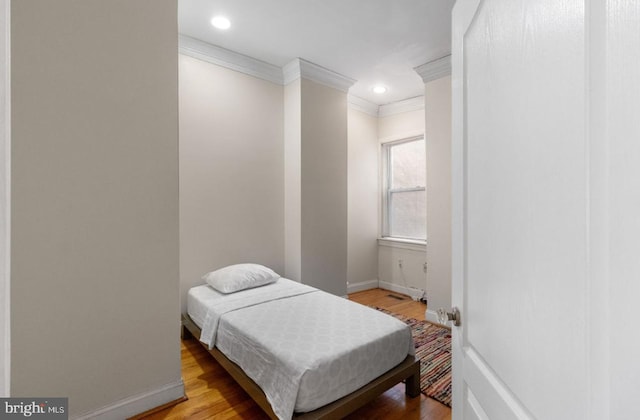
[347,279,379,294]
[378,281,422,300]
[379,282,449,326]
[73,379,185,420]
[425,309,446,326]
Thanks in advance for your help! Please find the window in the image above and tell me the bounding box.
[382,137,426,241]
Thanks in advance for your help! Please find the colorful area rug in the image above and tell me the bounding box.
[372,307,452,407]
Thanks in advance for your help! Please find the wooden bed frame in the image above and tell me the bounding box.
[181,313,421,419]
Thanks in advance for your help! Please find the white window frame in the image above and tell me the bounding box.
[381,135,426,242]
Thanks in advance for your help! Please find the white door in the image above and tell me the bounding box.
[450,1,640,419]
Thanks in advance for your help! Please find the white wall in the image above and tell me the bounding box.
[425,75,452,320]
[376,89,452,319]
[347,108,379,291]
[299,78,348,296]
[284,79,302,282]
[378,109,425,143]
[180,57,349,299]
[377,109,427,298]
[179,54,284,309]
[378,241,427,297]
[11,1,181,416]
[176,47,446,312]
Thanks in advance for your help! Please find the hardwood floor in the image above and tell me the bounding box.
[139,288,452,420]
[348,288,431,320]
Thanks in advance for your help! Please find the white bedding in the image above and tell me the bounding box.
[187,279,414,420]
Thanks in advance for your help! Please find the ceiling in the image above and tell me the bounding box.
[178,0,455,105]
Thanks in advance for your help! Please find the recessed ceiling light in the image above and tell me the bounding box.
[373,85,387,94]
[210,16,231,30]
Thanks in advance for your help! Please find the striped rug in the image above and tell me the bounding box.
[372,307,452,407]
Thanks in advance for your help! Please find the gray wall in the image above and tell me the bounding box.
[10,0,180,416]
[179,55,284,309]
[0,0,9,397]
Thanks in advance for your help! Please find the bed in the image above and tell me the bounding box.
[182,264,421,420]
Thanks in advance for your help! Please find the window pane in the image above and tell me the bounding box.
[389,190,426,239]
[390,139,426,189]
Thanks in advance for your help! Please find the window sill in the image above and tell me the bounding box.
[377,237,426,252]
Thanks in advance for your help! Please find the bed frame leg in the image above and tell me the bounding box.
[181,323,193,340]
[405,362,421,398]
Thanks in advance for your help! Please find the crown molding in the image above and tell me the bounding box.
[177,35,428,110]
[378,96,424,118]
[414,55,451,84]
[283,58,356,93]
[178,34,283,85]
[178,37,357,92]
[281,59,300,85]
[347,95,379,117]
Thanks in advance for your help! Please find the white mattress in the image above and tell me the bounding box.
[187,279,413,420]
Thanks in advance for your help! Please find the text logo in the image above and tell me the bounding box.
[1,398,67,419]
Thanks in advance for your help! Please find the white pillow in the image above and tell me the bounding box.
[202,263,280,294]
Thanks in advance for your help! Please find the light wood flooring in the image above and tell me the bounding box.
[139,288,452,420]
